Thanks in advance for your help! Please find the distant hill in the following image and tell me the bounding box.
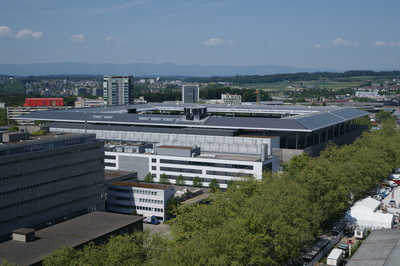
[0,62,336,77]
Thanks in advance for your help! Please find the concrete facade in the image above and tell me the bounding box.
[0,133,105,243]
[221,93,242,105]
[182,85,199,103]
[107,182,174,221]
[104,143,278,188]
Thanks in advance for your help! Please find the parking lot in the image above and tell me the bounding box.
[381,185,399,208]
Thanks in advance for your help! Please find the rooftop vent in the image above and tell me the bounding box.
[12,228,35,242]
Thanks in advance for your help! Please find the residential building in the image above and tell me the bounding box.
[107,181,174,221]
[103,75,134,106]
[221,93,241,105]
[0,212,143,266]
[0,132,105,243]
[92,88,103,96]
[75,87,87,95]
[182,85,199,103]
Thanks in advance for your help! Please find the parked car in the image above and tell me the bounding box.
[373,194,384,201]
[143,215,160,225]
[383,180,398,187]
[344,226,354,237]
[389,199,397,207]
[384,187,392,194]
[378,191,388,198]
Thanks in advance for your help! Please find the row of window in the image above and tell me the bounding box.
[0,157,102,181]
[108,187,158,196]
[108,203,163,212]
[159,159,253,170]
[0,137,96,158]
[160,166,202,174]
[0,181,102,211]
[139,198,163,204]
[0,193,101,225]
[0,170,102,196]
[0,146,101,169]
[205,170,252,177]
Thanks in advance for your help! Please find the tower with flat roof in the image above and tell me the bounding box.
[182,85,199,103]
[103,75,134,106]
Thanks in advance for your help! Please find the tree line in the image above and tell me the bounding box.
[183,70,400,85]
[36,117,400,266]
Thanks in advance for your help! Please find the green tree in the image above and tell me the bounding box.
[227,180,235,190]
[143,172,154,183]
[0,108,8,125]
[166,197,179,217]
[159,173,170,184]
[8,126,19,132]
[209,178,220,192]
[175,174,185,186]
[192,176,203,187]
[375,110,396,124]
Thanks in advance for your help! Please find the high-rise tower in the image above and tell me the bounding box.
[103,75,134,106]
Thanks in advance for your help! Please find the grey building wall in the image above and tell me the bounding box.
[182,85,199,103]
[0,135,105,243]
[119,155,149,180]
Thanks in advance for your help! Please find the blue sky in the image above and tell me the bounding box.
[1,0,400,71]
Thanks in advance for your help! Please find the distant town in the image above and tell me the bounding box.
[1,71,400,265]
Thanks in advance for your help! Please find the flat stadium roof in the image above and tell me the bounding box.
[17,103,369,133]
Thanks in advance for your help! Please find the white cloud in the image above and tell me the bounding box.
[332,38,351,47]
[203,38,222,46]
[70,34,85,42]
[104,36,114,42]
[313,44,321,49]
[16,29,43,39]
[0,26,12,37]
[229,40,236,44]
[388,42,400,46]
[373,41,386,46]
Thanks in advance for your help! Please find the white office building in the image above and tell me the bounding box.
[104,144,278,188]
[222,93,242,106]
[107,182,174,221]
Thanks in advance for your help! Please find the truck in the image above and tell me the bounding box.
[355,227,366,240]
[143,215,160,225]
[326,248,343,266]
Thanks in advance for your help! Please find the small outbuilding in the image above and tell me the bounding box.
[326,248,343,266]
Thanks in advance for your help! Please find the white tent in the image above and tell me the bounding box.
[345,210,394,229]
[352,198,382,212]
